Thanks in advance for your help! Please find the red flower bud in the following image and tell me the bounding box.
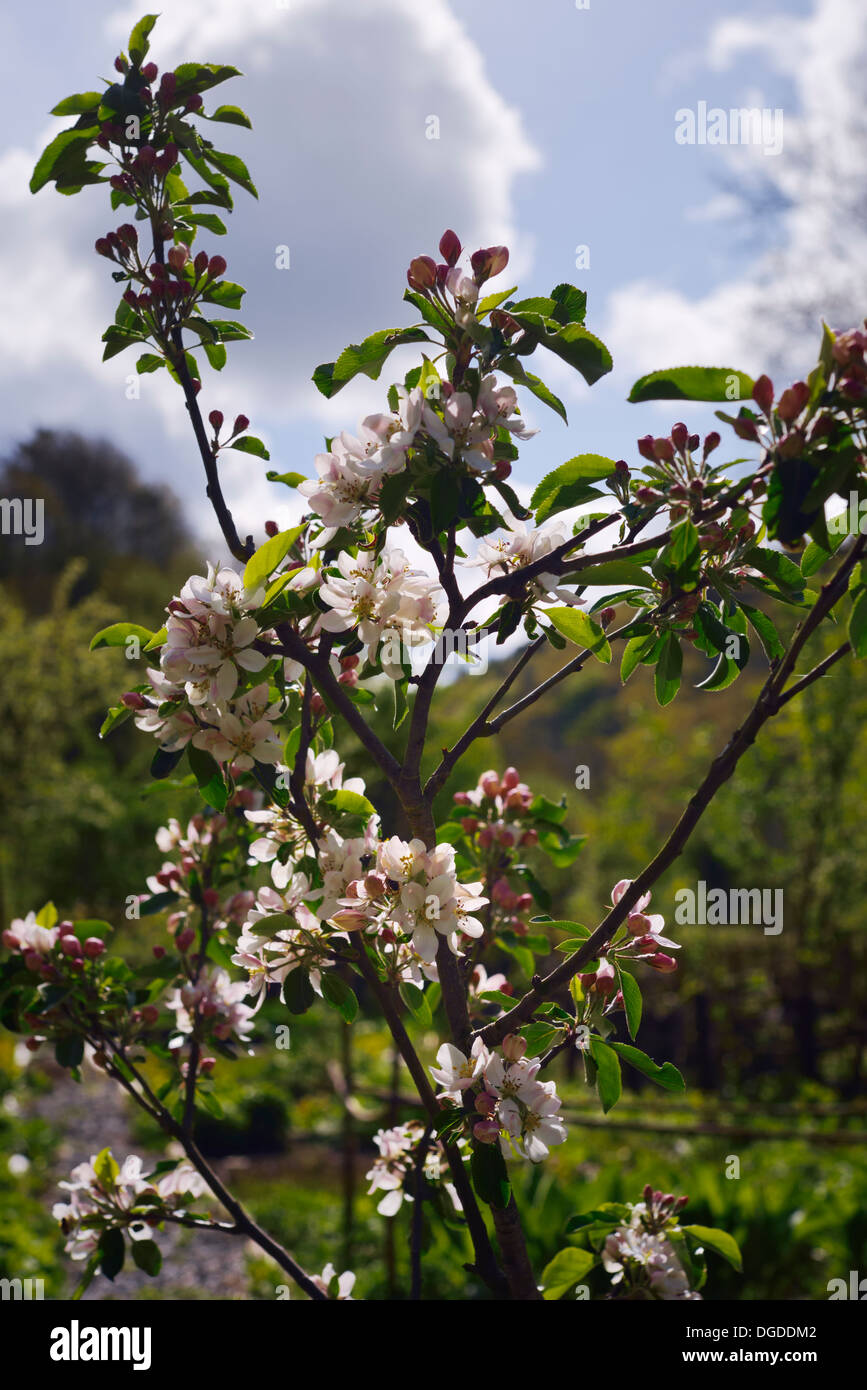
[439,229,461,266]
[407,255,437,291]
[777,381,809,424]
[153,945,166,960]
[2,930,20,950]
[185,94,204,112]
[83,938,105,959]
[752,374,774,414]
[208,254,227,279]
[264,519,279,537]
[637,434,656,461]
[159,71,177,96]
[233,414,250,435]
[176,927,196,953]
[95,238,114,259]
[671,422,689,451]
[114,56,128,74]
[653,437,674,462]
[702,430,721,459]
[141,62,158,82]
[648,952,677,973]
[140,1004,160,1025]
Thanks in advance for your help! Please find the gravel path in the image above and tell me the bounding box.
[31,1065,250,1300]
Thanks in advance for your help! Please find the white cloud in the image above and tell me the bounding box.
[604,0,867,384]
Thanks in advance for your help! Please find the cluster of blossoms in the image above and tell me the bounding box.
[475,516,581,606]
[317,547,443,674]
[331,836,488,965]
[601,1189,699,1300]
[2,912,106,974]
[127,562,285,761]
[166,966,257,1045]
[246,748,374,886]
[53,1152,207,1261]
[578,879,681,1014]
[300,230,536,541]
[365,1122,462,1218]
[452,767,545,936]
[430,1034,567,1162]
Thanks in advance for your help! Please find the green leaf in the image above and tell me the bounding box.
[574,560,654,589]
[738,603,785,661]
[849,589,867,658]
[621,632,658,683]
[607,1041,685,1092]
[681,1225,742,1272]
[144,625,167,652]
[541,1247,596,1300]
[499,356,568,424]
[266,470,307,489]
[128,13,159,64]
[150,747,185,780]
[204,340,227,371]
[50,92,103,117]
[470,1141,510,1210]
[139,890,180,916]
[619,970,642,1040]
[136,352,165,374]
[94,1147,119,1187]
[243,524,305,590]
[89,621,154,651]
[55,1036,85,1069]
[204,104,253,129]
[546,607,612,663]
[515,318,613,386]
[320,973,359,1024]
[743,545,805,594]
[319,787,377,824]
[313,327,430,398]
[98,1228,125,1281]
[30,129,97,194]
[201,147,258,198]
[131,1238,162,1277]
[531,455,617,522]
[172,62,243,99]
[521,1020,564,1054]
[283,968,316,1015]
[202,280,246,310]
[180,212,228,235]
[589,1036,622,1112]
[399,982,432,1026]
[654,632,682,706]
[628,366,754,403]
[228,434,270,459]
[187,744,229,812]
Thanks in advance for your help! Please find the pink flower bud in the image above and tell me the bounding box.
[479,770,500,798]
[203,889,221,909]
[496,827,515,848]
[671,422,689,451]
[167,244,189,273]
[777,381,809,424]
[453,791,471,805]
[185,94,204,113]
[121,691,146,709]
[208,255,227,279]
[520,829,538,847]
[599,606,616,627]
[140,1005,159,1025]
[141,62,158,82]
[209,409,224,431]
[752,374,774,413]
[83,938,106,959]
[201,1056,216,1074]
[653,437,674,462]
[25,1036,43,1052]
[627,911,651,936]
[233,415,250,435]
[501,767,520,790]
[515,893,533,912]
[407,256,437,291]
[363,872,388,898]
[475,1089,498,1116]
[329,908,369,932]
[176,927,196,953]
[2,930,20,950]
[648,952,678,973]
[60,935,83,959]
[478,826,494,849]
[473,1118,501,1144]
[502,1033,527,1062]
[153,945,166,960]
[460,817,478,834]
[637,434,656,461]
[439,229,461,266]
[24,951,43,972]
[159,71,177,97]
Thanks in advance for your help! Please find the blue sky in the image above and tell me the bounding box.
[1,0,863,551]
